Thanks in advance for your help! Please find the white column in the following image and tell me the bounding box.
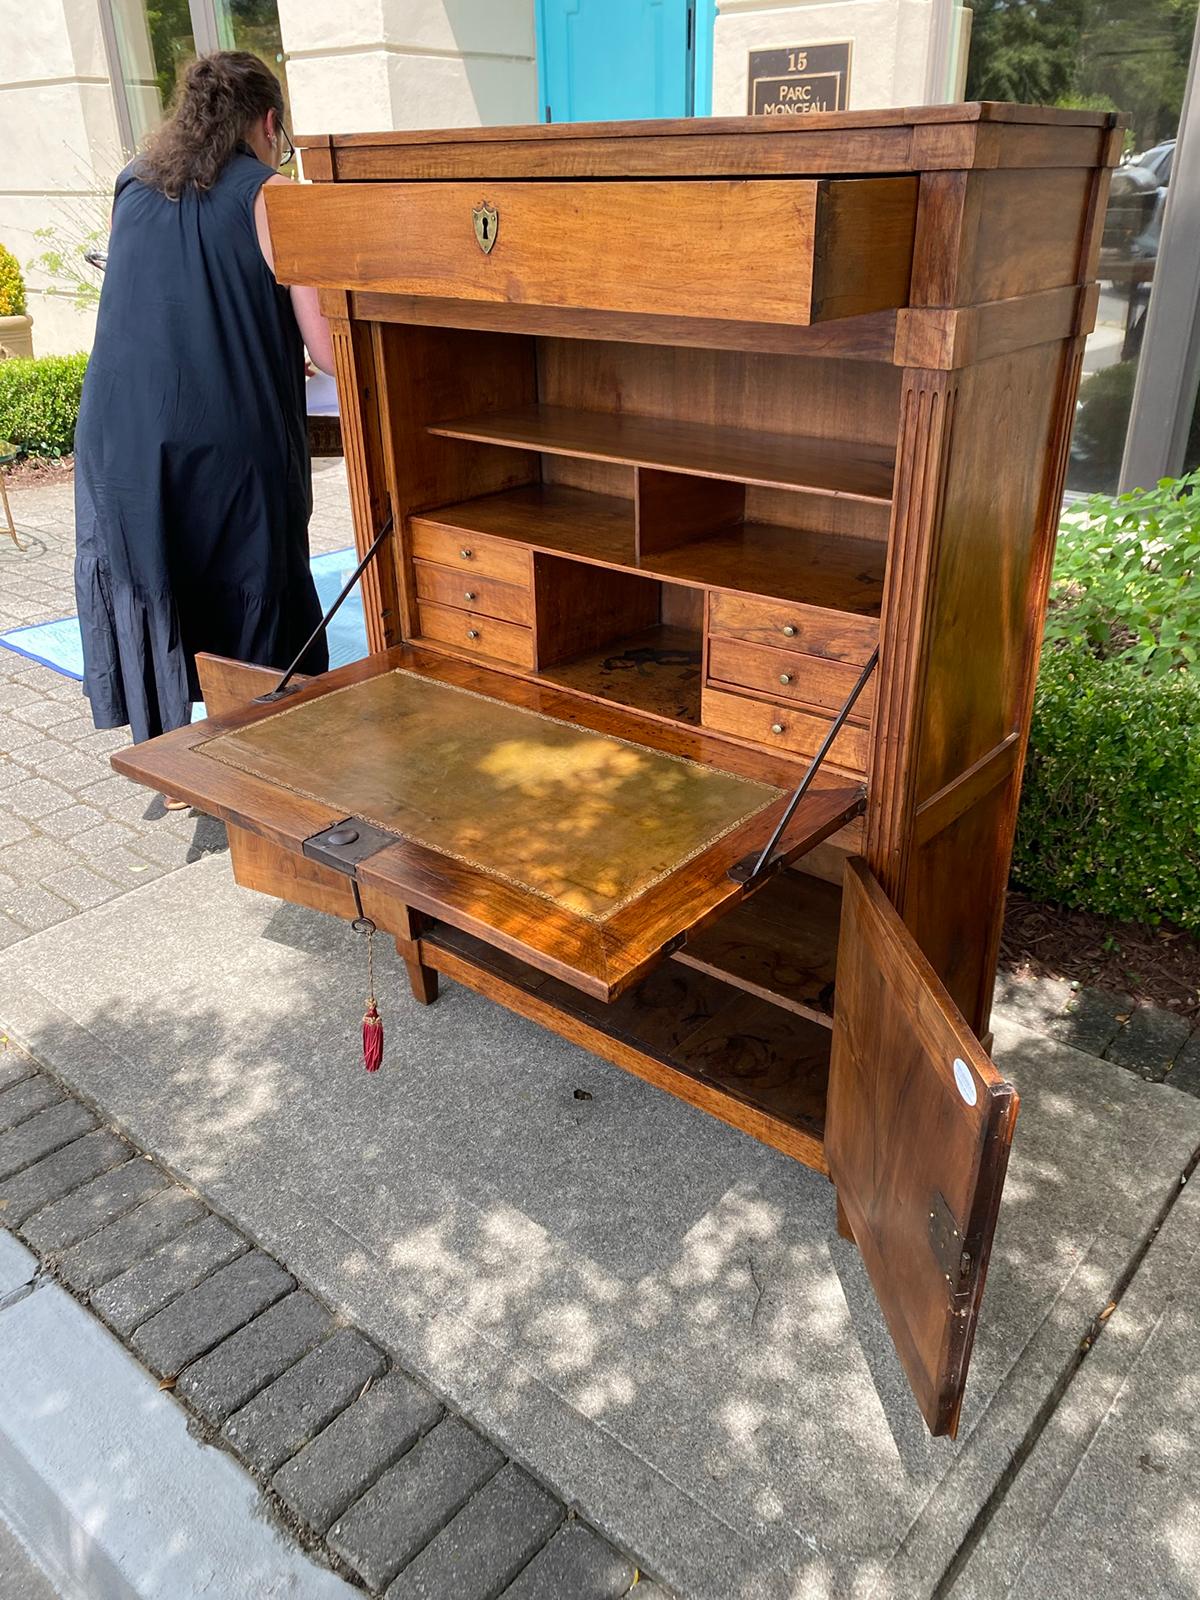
[276,0,538,135]
[0,0,120,355]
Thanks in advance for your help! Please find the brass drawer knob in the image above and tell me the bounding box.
[464,590,476,602]
[771,722,785,735]
[782,624,797,638]
[466,628,480,640]
[460,547,474,560]
[779,672,793,685]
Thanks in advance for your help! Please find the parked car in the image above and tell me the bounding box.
[1100,139,1174,286]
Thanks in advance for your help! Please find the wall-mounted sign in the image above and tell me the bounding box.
[748,42,852,116]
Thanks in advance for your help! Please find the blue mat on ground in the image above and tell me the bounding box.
[0,548,368,720]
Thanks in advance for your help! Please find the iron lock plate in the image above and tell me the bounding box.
[302,817,398,877]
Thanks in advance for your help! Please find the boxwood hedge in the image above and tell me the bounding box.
[1014,642,1199,931]
[0,351,87,458]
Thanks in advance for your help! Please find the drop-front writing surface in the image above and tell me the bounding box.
[202,668,783,922]
[110,105,1121,1435]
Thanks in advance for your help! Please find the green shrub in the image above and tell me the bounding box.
[0,352,87,457]
[1013,644,1200,930]
[0,245,25,317]
[1048,473,1200,675]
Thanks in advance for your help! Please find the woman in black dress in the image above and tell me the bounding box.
[74,51,333,797]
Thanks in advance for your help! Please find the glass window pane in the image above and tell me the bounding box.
[965,0,1199,494]
[212,0,294,164]
[107,0,196,148]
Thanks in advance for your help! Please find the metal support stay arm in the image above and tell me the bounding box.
[255,513,394,703]
[728,645,880,887]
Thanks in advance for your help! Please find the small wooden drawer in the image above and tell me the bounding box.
[265,177,919,326]
[709,592,879,664]
[702,686,871,775]
[410,519,532,589]
[708,637,877,719]
[416,599,535,669]
[414,560,533,626]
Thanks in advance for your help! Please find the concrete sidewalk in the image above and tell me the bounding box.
[949,1167,1200,1599]
[2,857,1198,1599]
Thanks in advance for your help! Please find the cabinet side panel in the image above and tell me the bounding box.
[907,776,1018,1027]
[912,169,1092,309]
[331,315,400,652]
[913,341,1066,800]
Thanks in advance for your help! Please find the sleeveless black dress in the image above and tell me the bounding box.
[74,149,328,744]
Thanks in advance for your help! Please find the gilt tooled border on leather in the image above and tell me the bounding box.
[196,668,784,925]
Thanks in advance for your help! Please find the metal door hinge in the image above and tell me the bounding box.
[928,1190,975,1300]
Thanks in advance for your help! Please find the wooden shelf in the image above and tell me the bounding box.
[541,624,703,725]
[429,404,896,503]
[423,918,830,1166]
[411,485,886,612]
[673,869,842,1028]
[651,520,884,611]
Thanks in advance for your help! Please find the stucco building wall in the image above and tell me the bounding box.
[713,0,969,114]
[0,0,122,355]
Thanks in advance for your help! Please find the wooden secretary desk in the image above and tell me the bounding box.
[114,105,1120,1437]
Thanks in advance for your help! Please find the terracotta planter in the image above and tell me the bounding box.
[0,314,33,360]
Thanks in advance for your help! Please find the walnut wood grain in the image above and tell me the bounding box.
[429,404,897,502]
[329,317,398,652]
[410,516,536,588]
[120,645,863,1001]
[193,656,352,916]
[413,560,533,626]
[351,293,902,365]
[532,558,661,671]
[411,485,888,613]
[827,861,1017,1437]
[702,686,872,777]
[635,470,745,560]
[415,599,535,669]
[708,592,880,659]
[266,178,917,326]
[708,637,878,719]
[674,869,841,1027]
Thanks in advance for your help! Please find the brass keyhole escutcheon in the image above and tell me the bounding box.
[472,201,499,255]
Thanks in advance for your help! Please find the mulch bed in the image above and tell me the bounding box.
[1001,891,1200,1018]
[4,454,74,487]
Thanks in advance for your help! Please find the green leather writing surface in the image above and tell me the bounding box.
[202,670,782,921]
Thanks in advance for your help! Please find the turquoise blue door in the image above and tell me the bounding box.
[535,0,702,123]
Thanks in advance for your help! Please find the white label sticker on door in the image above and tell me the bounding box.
[953,1057,977,1106]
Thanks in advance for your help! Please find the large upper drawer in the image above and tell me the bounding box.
[266,177,918,325]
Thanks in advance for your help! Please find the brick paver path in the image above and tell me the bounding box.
[0,1041,657,1597]
[0,462,353,946]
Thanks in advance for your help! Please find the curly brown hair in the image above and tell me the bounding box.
[139,51,284,199]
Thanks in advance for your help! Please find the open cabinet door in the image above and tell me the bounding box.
[827,859,1018,1438]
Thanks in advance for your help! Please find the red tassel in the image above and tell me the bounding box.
[362,1002,383,1073]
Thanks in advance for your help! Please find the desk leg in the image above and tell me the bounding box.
[836,1193,855,1244]
[402,948,439,1006]
[393,912,439,1006]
